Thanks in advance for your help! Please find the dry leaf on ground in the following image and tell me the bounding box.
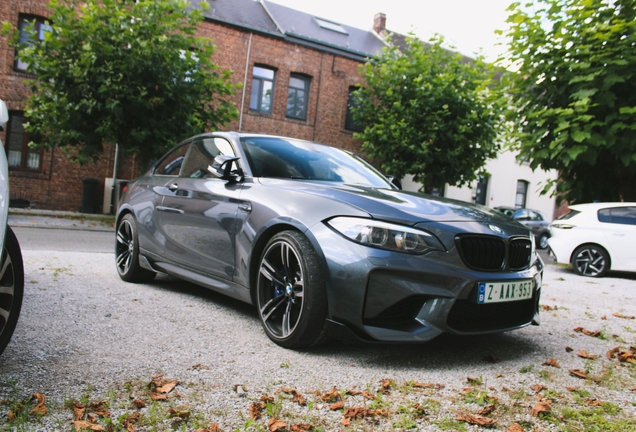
[543,358,561,368]
[565,346,574,352]
[456,413,498,426]
[569,369,589,379]
[248,401,265,420]
[72,420,104,432]
[577,350,598,359]
[290,423,313,431]
[531,384,546,393]
[268,418,286,432]
[361,390,375,400]
[320,387,340,402]
[607,346,621,359]
[380,378,393,389]
[194,424,220,432]
[613,312,635,319]
[329,400,345,410]
[476,404,496,415]
[532,400,552,416]
[508,424,525,432]
[166,408,190,419]
[30,393,47,416]
[573,327,600,337]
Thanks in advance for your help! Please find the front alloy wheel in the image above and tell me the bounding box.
[572,245,609,277]
[0,226,24,356]
[256,231,328,348]
[115,214,156,282]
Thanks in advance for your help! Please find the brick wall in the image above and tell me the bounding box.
[0,1,367,210]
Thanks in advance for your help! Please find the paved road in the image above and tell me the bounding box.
[12,226,114,253]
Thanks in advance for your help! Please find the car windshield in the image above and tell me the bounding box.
[240,136,392,188]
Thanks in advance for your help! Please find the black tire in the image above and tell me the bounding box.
[0,226,24,356]
[571,244,609,277]
[256,231,328,349]
[115,214,156,282]
[538,233,549,250]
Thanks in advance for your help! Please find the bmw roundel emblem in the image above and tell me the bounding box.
[489,224,504,234]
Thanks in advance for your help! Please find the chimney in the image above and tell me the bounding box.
[373,13,386,34]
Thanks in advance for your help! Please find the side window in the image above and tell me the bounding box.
[599,207,636,225]
[180,138,236,178]
[249,66,276,114]
[529,211,543,221]
[286,74,310,120]
[154,143,190,176]
[5,112,42,171]
[514,210,530,221]
[515,180,528,208]
[344,86,363,132]
[15,14,51,72]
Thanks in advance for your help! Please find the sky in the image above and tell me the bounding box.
[266,0,515,63]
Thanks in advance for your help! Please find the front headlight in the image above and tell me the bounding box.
[326,217,445,254]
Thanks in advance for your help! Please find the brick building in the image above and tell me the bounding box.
[0,0,394,211]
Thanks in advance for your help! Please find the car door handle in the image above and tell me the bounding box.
[239,202,252,213]
[156,206,184,214]
[167,183,179,192]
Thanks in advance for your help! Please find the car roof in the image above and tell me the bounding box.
[568,202,636,211]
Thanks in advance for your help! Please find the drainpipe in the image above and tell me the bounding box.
[239,33,253,131]
[111,143,119,214]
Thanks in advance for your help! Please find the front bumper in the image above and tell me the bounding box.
[312,223,543,343]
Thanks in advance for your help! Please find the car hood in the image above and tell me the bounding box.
[260,179,513,225]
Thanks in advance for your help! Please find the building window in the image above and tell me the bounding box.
[15,14,51,72]
[515,180,529,208]
[286,74,310,120]
[249,66,276,114]
[344,86,363,132]
[5,112,42,171]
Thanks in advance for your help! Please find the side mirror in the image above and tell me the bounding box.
[0,100,8,131]
[209,155,242,182]
[386,175,402,190]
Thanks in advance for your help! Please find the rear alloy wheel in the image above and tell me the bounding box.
[256,231,328,348]
[538,233,549,250]
[571,245,609,278]
[115,214,156,282]
[0,226,24,356]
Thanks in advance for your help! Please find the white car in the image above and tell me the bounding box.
[548,202,636,277]
[0,100,25,355]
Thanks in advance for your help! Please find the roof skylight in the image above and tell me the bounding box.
[314,17,348,34]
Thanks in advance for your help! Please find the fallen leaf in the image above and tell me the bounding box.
[542,305,555,311]
[131,400,146,409]
[543,358,561,368]
[361,390,375,400]
[456,413,498,426]
[149,392,167,401]
[584,398,602,407]
[290,423,313,431]
[566,386,579,392]
[320,387,340,402]
[532,400,552,416]
[73,401,86,421]
[607,346,621,360]
[268,418,286,432]
[631,385,636,391]
[617,351,636,363]
[380,378,393,389]
[151,373,164,380]
[565,346,574,352]
[192,364,211,370]
[531,384,546,393]
[249,401,264,420]
[574,327,600,337]
[166,408,190,419]
[340,418,350,426]
[508,424,525,432]
[411,381,436,388]
[194,424,220,432]
[30,393,47,416]
[156,380,179,394]
[329,400,345,410]
[601,315,607,320]
[466,377,481,384]
[73,420,104,432]
[345,390,361,396]
[613,312,635,319]
[569,369,588,379]
[577,350,598,360]
[280,387,306,406]
[476,404,495,415]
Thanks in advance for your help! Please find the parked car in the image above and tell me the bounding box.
[495,207,551,249]
[116,132,543,348]
[548,202,636,277]
[0,100,25,356]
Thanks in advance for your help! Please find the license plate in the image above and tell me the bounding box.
[477,280,534,304]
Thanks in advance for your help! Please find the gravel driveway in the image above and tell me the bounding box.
[1,249,635,431]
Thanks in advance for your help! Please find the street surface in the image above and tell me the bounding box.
[1,227,634,431]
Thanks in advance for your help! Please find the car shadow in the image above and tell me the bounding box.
[141,275,546,371]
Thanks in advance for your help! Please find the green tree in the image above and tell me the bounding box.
[501,0,636,203]
[10,0,238,165]
[352,36,501,193]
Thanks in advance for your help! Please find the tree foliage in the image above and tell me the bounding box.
[352,36,502,193]
[501,0,636,203]
[12,0,238,165]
